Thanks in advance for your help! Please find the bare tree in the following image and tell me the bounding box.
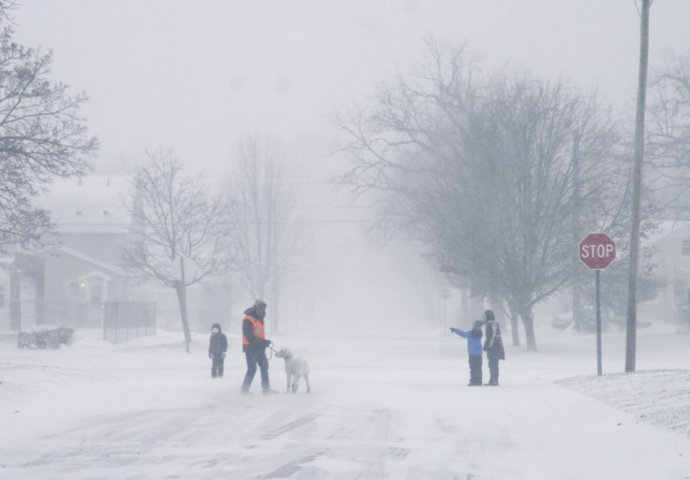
[0,1,16,24]
[647,53,690,168]
[644,52,690,219]
[0,9,97,251]
[123,150,234,351]
[226,135,298,332]
[336,40,625,350]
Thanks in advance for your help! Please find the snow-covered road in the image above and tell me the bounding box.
[1,328,689,479]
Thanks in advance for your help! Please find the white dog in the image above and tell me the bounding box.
[274,348,311,393]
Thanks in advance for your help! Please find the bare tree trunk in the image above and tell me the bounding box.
[506,299,521,346]
[510,309,521,347]
[626,0,651,373]
[572,286,584,332]
[520,306,538,351]
[175,281,192,353]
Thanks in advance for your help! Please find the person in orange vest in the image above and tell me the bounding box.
[240,299,276,395]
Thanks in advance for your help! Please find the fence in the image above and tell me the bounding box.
[103,301,156,343]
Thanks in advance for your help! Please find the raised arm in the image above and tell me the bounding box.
[449,327,470,339]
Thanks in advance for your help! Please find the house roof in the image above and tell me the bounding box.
[35,175,133,234]
[53,245,126,277]
[644,220,690,245]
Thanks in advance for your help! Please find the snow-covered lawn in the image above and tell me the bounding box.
[1,325,689,479]
[559,370,690,436]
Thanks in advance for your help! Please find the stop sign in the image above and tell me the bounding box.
[579,233,616,270]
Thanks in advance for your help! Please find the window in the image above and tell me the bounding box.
[682,239,690,256]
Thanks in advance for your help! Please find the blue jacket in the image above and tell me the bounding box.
[450,327,483,356]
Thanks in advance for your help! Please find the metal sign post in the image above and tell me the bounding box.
[579,233,616,376]
[595,270,602,376]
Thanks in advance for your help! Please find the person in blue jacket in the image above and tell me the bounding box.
[450,320,484,386]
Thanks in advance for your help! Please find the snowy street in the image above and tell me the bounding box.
[1,327,689,480]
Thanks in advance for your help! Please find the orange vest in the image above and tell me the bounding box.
[242,315,265,346]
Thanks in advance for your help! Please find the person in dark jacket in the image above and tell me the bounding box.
[240,299,276,395]
[208,323,228,378]
[482,310,505,386]
[450,320,484,386]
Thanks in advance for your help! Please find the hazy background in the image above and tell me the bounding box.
[14,1,690,171]
[12,1,690,331]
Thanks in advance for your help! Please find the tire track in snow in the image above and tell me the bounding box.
[261,412,321,440]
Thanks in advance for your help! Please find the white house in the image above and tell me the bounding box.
[639,221,690,324]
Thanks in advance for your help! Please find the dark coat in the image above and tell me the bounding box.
[209,323,228,356]
[483,321,505,360]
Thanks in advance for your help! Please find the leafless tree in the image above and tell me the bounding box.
[645,52,690,216]
[0,8,97,251]
[123,150,234,351]
[0,1,16,25]
[226,135,298,332]
[336,40,625,350]
[647,54,690,166]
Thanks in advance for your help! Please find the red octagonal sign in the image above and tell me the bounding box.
[579,233,616,270]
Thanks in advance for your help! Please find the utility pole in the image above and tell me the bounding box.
[625,0,652,373]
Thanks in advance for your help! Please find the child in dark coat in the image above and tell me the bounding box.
[450,320,484,386]
[208,323,228,378]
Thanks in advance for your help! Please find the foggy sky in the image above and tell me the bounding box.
[12,1,690,174]
[10,1,690,327]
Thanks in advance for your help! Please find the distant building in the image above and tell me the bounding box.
[640,221,690,325]
[0,173,234,335]
[0,175,150,332]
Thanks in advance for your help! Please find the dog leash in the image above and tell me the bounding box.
[267,342,278,361]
